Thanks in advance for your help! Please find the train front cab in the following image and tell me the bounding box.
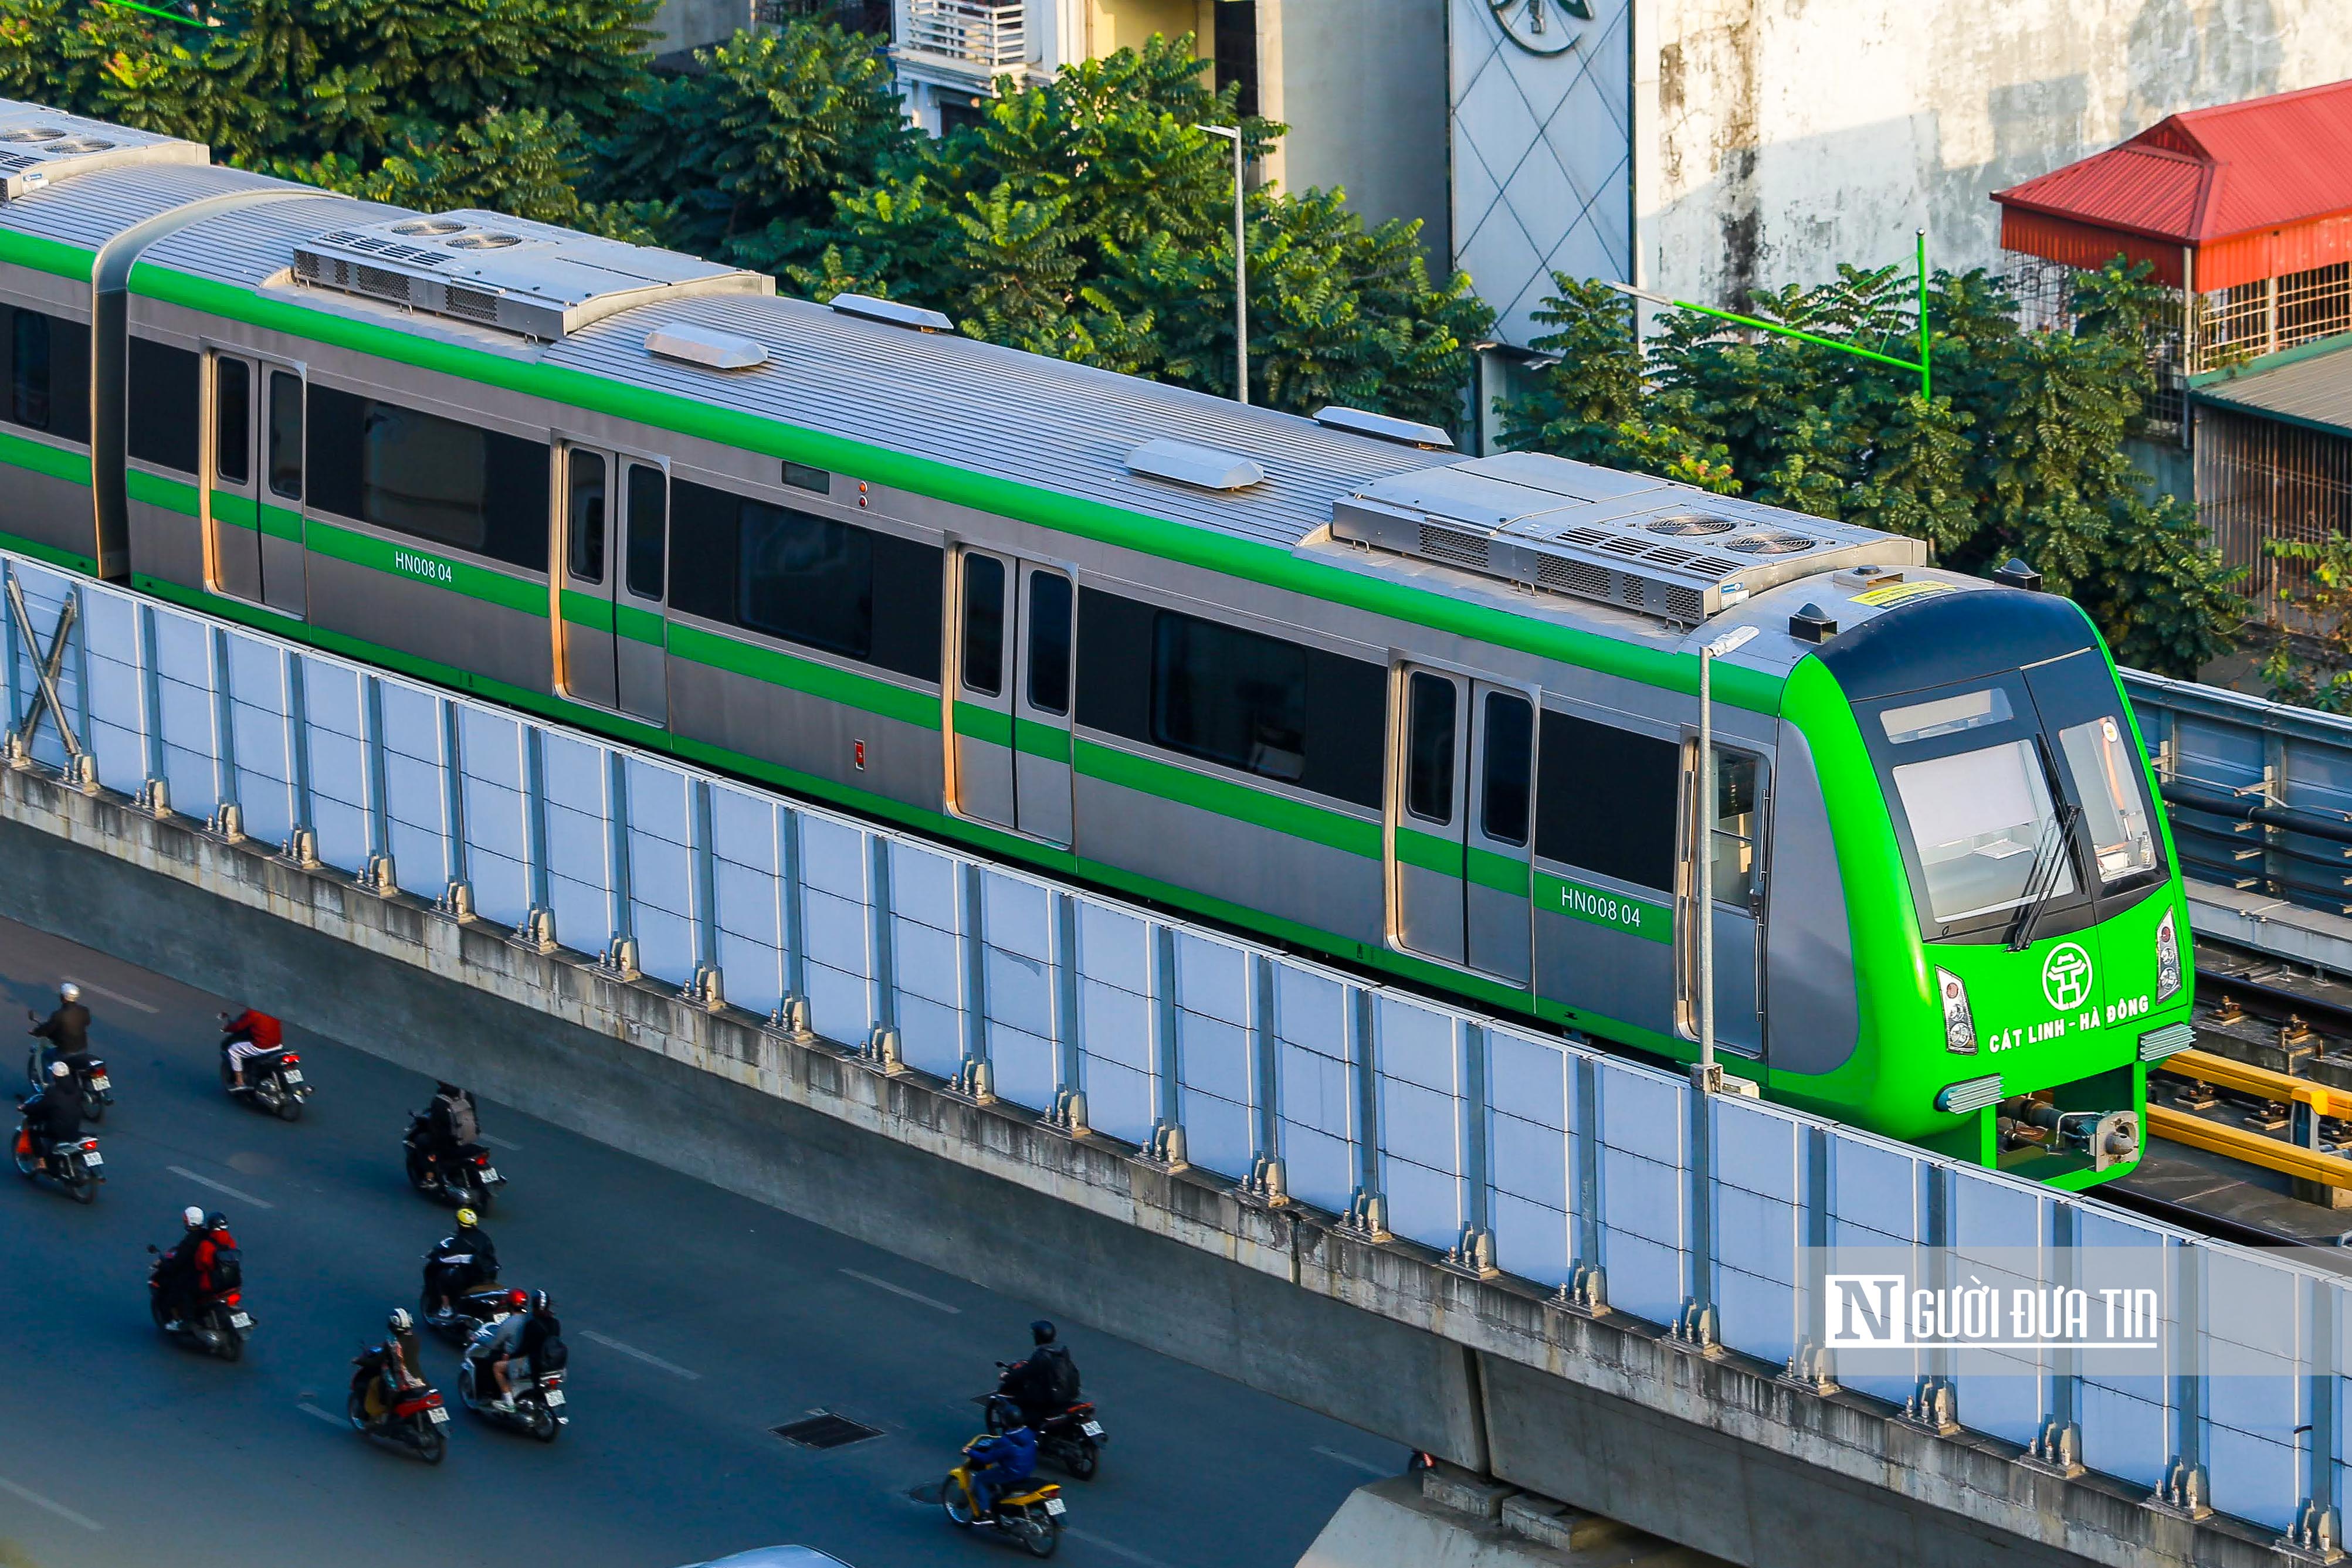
[1789,585,2188,1190]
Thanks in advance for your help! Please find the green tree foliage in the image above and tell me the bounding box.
[1497,259,2244,676]
[771,35,1490,425]
[0,0,656,216]
[2260,535,2352,712]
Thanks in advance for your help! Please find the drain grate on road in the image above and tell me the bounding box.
[771,1411,884,1450]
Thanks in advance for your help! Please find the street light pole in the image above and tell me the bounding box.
[1694,623,1758,1091]
[1196,124,1248,404]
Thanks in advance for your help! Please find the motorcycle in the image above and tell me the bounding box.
[985,1388,1105,1481]
[403,1112,503,1210]
[347,1353,450,1464]
[454,1323,567,1442]
[942,1433,1067,1558]
[221,1043,310,1122]
[419,1270,514,1345]
[145,1247,252,1360]
[24,1040,110,1124]
[12,1112,101,1203]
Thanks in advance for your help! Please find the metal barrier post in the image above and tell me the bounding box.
[523,725,551,939]
[436,697,467,908]
[1677,1077,1719,1348]
[207,626,238,831]
[284,651,317,861]
[866,833,896,1046]
[958,861,988,1090]
[602,750,633,973]
[1454,1023,1497,1276]
[1347,986,1385,1237]
[780,807,807,1020]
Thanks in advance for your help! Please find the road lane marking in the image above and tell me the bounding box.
[166,1165,274,1209]
[1064,1527,1172,1568]
[477,1133,520,1150]
[579,1328,701,1380]
[297,1402,343,1427]
[840,1267,960,1314]
[64,978,157,1014]
[1312,1445,1390,1477]
[0,1474,103,1531]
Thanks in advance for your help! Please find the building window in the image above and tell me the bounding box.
[1214,0,1259,119]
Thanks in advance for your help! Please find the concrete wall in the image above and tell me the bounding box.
[1263,0,1452,259]
[650,0,752,57]
[1635,0,2352,308]
[0,756,2308,1568]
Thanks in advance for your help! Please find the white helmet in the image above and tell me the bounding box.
[388,1307,414,1334]
[182,1204,205,1228]
[48,1058,70,1078]
[57,982,79,1003]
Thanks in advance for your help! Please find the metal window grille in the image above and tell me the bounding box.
[2193,403,2352,623]
[1999,250,2190,436]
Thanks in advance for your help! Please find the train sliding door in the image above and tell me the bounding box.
[1392,666,1536,984]
[952,548,1073,844]
[557,444,667,724]
[1679,742,1768,1057]
[206,352,305,616]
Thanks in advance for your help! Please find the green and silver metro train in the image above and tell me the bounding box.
[0,104,2190,1187]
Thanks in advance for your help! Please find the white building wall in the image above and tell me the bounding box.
[1458,0,2352,349]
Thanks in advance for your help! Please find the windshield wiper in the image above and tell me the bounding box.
[2005,800,2082,952]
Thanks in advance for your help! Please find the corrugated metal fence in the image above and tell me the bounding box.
[5,553,2347,1539]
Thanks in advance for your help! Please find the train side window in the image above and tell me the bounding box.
[961,553,1004,695]
[266,371,302,501]
[1481,691,1534,846]
[667,477,941,680]
[1027,571,1072,716]
[1153,612,1308,782]
[128,337,199,474]
[213,359,250,486]
[623,463,665,600]
[1535,709,1679,892]
[10,308,48,431]
[567,450,606,583]
[2,308,88,444]
[1405,673,1456,823]
[306,386,549,572]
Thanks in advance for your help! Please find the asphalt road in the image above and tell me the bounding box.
[0,913,1399,1568]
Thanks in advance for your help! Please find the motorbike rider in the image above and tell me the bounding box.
[17,1058,82,1175]
[218,1006,283,1090]
[358,1308,426,1422]
[414,1082,480,1182]
[473,1288,561,1410]
[966,1420,1039,1520]
[424,1207,498,1320]
[160,1210,238,1330]
[997,1320,1082,1430]
[29,981,92,1075]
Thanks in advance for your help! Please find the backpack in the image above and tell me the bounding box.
[446,1094,480,1146]
[534,1334,568,1372]
[208,1245,243,1292]
[1041,1345,1080,1404]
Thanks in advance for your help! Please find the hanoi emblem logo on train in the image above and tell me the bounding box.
[2041,942,2093,1010]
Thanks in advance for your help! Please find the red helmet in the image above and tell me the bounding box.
[507,1288,528,1311]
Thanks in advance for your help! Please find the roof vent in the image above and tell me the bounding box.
[829,293,955,333]
[1646,513,1735,537]
[1126,437,1265,492]
[1313,405,1454,449]
[645,321,769,371]
[1727,532,1816,555]
[1789,603,1838,643]
[290,212,770,340]
[0,111,206,200]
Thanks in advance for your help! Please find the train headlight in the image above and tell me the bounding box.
[2154,907,2182,1004]
[1936,967,1976,1054]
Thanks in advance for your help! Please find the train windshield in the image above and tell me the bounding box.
[1862,656,2162,941]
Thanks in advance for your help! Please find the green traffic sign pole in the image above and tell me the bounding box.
[1609,228,1934,401]
[94,0,211,25]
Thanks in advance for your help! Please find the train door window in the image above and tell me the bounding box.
[206,351,266,606]
[266,370,302,501]
[213,359,250,486]
[623,461,666,601]
[1707,750,1760,908]
[1463,687,1537,986]
[954,549,1016,831]
[1405,673,1456,823]
[1480,692,1533,846]
[567,450,607,583]
[962,552,1005,696]
[1026,569,1071,716]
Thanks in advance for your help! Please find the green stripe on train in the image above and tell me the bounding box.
[0,230,96,283]
[0,430,91,487]
[1532,870,1672,943]
[1014,718,1070,763]
[304,521,547,616]
[1073,738,1381,859]
[127,263,1787,722]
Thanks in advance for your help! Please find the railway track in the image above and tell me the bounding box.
[2107,934,2352,1248]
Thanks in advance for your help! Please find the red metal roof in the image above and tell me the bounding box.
[1994,79,2352,292]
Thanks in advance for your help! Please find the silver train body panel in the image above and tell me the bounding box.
[0,131,1973,1082]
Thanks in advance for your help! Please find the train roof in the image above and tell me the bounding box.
[121,186,1936,662]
